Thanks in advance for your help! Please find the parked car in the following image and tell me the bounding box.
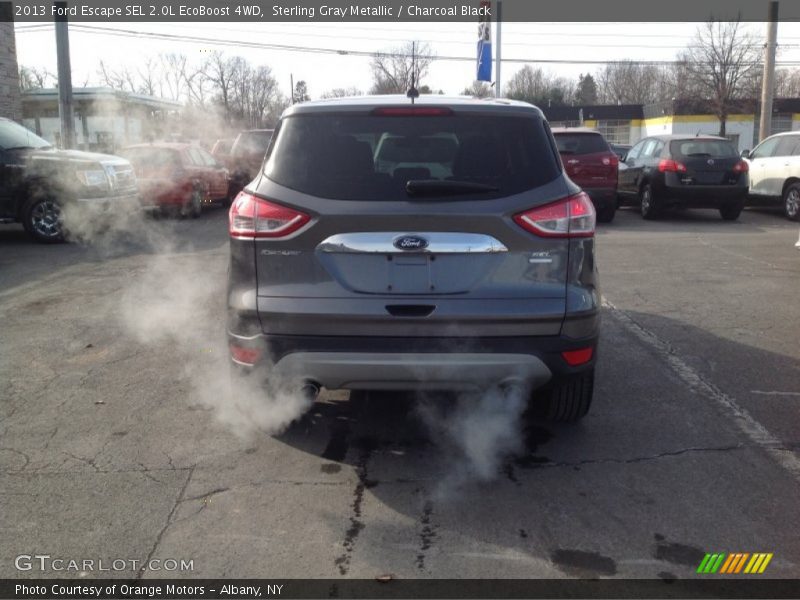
[742,131,800,221]
[617,134,748,220]
[211,138,234,163]
[227,129,274,201]
[0,117,138,243]
[552,128,619,223]
[610,143,631,160]
[227,96,600,422]
[118,143,229,217]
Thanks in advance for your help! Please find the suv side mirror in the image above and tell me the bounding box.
[620,152,628,162]
[741,149,751,159]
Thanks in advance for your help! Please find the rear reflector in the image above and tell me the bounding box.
[372,107,453,117]
[602,154,619,167]
[561,347,594,366]
[229,191,310,239]
[513,192,596,238]
[733,160,749,173]
[658,159,687,173]
[229,344,261,366]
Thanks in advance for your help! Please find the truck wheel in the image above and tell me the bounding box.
[719,201,744,221]
[596,204,616,223]
[534,369,594,423]
[23,196,65,243]
[640,184,661,220]
[784,183,800,221]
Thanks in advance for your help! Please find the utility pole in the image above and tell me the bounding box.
[495,0,502,98]
[290,73,294,104]
[54,1,75,149]
[759,1,779,143]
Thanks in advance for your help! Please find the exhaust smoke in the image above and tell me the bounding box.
[415,383,529,497]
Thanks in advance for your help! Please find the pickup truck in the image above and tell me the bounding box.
[0,117,139,243]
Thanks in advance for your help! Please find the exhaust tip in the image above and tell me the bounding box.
[300,381,321,401]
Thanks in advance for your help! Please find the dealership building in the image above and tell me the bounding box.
[21,87,182,152]
[545,98,800,152]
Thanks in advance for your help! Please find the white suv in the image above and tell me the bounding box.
[744,131,800,220]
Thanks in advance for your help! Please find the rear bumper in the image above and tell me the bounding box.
[227,330,598,391]
[657,178,747,206]
[269,351,552,391]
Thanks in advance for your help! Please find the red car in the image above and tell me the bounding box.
[119,143,229,217]
[552,128,619,223]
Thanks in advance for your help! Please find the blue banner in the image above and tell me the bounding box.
[477,1,492,81]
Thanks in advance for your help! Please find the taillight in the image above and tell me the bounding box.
[229,343,261,366]
[371,107,453,116]
[733,160,749,173]
[513,192,596,238]
[228,191,310,239]
[562,347,594,366]
[658,159,687,173]
[602,154,619,167]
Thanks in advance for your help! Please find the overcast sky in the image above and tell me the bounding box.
[14,21,800,99]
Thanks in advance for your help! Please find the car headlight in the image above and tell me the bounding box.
[75,169,110,188]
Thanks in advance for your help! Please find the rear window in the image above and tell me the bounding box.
[553,133,610,155]
[233,131,273,156]
[119,147,180,168]
[264,114,560,201]
[670,139,737,158]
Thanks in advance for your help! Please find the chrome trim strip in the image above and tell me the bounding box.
[317,232,508,254]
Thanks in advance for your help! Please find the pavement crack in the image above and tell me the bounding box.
[333,438,377,576]
[0,448,31,471]
[136,464,196,580]
[415,500,437,572]
[181,487,230,504]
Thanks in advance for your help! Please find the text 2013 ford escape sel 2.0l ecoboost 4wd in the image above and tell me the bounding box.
[227,96,600,422]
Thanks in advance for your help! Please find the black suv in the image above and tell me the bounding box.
[617,134,749,220]
[0,118,138,242]
[227,97,600,422]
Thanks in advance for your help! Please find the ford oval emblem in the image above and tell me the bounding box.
[707,158,715,165]
[393,235,428,251]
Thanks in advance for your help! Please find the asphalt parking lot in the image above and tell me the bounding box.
[1,206,799,580]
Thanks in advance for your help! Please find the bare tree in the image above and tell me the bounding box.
[370,42,433,94]
[204,51,239,117]
[595,62,674,105]
[679,19,761,136]
[461,80,493,98]
[18,66,55,90]
[320,86,363,99]
[505,65,573,107]
[158,53,189,102]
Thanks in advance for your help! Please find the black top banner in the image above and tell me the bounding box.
[4,0,798,22]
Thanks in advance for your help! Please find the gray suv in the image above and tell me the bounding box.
[227,96,600,421]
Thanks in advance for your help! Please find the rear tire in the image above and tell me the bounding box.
[783,183,800,221]
[535,369,594,423]
[596,204,616,223]
[640,184,661,220]
[719,201,744,221]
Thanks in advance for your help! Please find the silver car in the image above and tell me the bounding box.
[227,96,600,422]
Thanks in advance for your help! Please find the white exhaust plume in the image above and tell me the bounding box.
[415,384,528,497]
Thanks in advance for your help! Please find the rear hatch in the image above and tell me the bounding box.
[554,132,617,189]
[668,138,744,185]
[242,106,581,337]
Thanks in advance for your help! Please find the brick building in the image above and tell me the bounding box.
[0,4,22,122]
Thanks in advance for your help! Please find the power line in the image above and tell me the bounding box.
[16,23,800,66]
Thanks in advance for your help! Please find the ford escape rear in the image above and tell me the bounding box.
[227,97,600,422]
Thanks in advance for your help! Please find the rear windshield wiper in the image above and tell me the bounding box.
[4,145,52,151]
[406,179,499,197]
[686,152,712,157]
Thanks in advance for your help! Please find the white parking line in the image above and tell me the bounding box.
[603,299,800,482]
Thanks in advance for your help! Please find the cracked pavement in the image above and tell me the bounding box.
[2,207,800,580]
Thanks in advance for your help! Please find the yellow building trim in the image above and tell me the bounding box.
[583,119,597,127]
[642,115,673,127]
[792,113,800,122]
[629,119,644,126]
[670,114,752,123]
